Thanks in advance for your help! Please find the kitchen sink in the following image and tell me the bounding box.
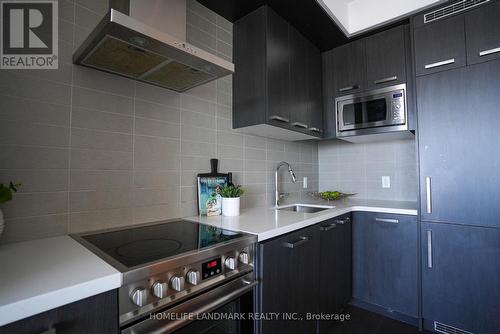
[276,204,335,213]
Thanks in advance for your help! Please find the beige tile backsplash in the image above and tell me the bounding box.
[0,0,319,244]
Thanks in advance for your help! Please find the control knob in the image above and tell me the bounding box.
[186,270,201,285]
[170,275,185,292]
[130,287,147,307]
[225,256,236,270]
[151,281,167,298]
[238,252,249,264]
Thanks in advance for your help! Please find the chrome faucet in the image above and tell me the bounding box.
[275,161,297,206]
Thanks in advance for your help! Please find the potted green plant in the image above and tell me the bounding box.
[220,185,245,217]
[0,182,20,237]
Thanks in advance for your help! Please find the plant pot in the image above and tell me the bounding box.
[0,209,4,238]
[222,197,240,217]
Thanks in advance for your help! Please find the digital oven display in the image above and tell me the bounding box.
[202,257,222,280]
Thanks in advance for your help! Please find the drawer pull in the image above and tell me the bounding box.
[424,58,455,69]
[319,223,337,231]
[479,47,500,57]
[375,217,399,224]
[283,236,309,248]
[308,127,322,133]
[291,122,308,129]
[269,115,289,123]
[335,217,351,225]
[426,176,432,214]
[374,76,398,85]
[339,85,359,92]
[427,230,433,269]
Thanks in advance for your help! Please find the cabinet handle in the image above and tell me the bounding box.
[375,217,399,224]
[335,217,351,225]
[424,58,455,69]
[308,127,322,133]
[427,230,433,269]
[374,76,398,85]
[479,47,500,57]
[339,85,359,92]
[426,176,432,214]
[283,236,309,248]
[269,115,289,123]
[319,223,337,231]
[291,122,308,129]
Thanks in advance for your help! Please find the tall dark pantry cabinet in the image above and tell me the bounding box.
[412,1,500,333]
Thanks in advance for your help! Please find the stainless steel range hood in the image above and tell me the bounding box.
[73,0,234,92]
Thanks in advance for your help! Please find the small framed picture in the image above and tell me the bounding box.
[197,176,228,216]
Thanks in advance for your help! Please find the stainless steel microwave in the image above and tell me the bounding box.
[336,84,408,137]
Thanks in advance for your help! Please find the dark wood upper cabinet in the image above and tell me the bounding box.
[289,25,310,133]
[465,0,500,65]
[365,26,407,90]
[306,40,324,135]
[331,40,366,96]
[321,49,337,139]
[233,6,323,139]
[266,8,291,129]
[413,15,466,76]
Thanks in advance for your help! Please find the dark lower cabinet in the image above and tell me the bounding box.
[0,290,118,334]
[421,222,500,334]
[258,225,319,334]
[258,216,353,334]
[352,212,418,322]
[318,214,352,333]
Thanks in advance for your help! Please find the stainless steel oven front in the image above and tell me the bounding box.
[336,83,408,137]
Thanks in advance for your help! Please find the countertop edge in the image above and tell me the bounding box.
[0,272,122,327]
[257,205,417,241]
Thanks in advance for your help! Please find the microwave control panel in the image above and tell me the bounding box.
[391,91,405,121]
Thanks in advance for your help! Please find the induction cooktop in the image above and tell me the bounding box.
[73,219,246,269]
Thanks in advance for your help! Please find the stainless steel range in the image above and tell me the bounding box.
[72,219,257,333]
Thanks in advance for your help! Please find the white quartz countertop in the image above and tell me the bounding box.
[186,198,418,241]
[0,236,122,326]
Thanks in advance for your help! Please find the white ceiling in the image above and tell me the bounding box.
[316,0,446,37]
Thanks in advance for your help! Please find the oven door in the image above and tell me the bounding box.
[336,84,406,133]
[121,274,257,334]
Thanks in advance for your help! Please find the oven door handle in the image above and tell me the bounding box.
[122,276,258,334]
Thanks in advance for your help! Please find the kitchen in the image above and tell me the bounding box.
[0,0,499,333]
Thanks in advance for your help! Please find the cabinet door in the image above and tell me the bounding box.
[321,50,336,139]
[352,212,418,318]
[417,61,500,227]
[0,290,118,334]
[317,215,352,327]
[288,26,310,133]
[259,225,319,334]
[332,40,365,96]
[414,15,466,76]
[465,0,500,65]
[266,8,291,129]
[365,25,407,90]
[421,222,500,334]
[307,40,323,137]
